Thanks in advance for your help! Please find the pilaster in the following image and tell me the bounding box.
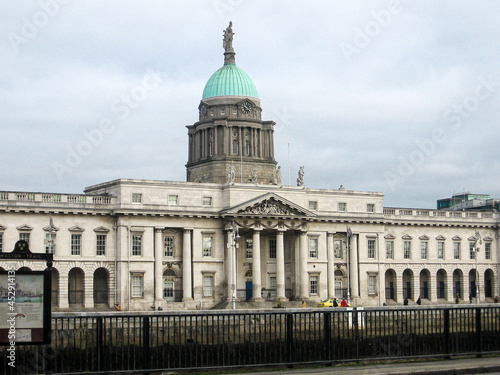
[182,229,193,301]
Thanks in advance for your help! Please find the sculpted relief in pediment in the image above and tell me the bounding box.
[238,199,295,216]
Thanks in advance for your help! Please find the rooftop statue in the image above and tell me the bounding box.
[223,21,234,53]
[297,166,305,187]
[223,22,236,64]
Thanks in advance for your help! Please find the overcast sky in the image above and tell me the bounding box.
[1,1,499,209]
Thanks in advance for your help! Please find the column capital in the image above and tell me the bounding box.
[183,228,193,233]
[327,232,336,237]
[154,228,164,233]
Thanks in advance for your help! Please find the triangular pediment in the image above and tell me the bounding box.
[69,225,85,232]
[436,235,446,241]
[452,235,462,241]
[402,234,413,240]
[17,224,33,231]
[419,235,430,240]
[0,224,6,231]
[222,193,316,217]
[384,234,395,240]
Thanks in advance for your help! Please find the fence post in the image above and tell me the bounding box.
[324,312,331,362]
[96,317,103,372]
[443,308,450,359]
[143,316,150,372]
[285,313,294,367]
[353,308,360,362]
[476,307,482,358]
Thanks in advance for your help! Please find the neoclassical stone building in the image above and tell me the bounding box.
[0,24,498,310]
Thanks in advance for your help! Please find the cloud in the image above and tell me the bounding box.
[0,1,499,208]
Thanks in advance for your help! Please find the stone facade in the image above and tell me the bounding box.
[0,25,498,311]
[0,183,498,311]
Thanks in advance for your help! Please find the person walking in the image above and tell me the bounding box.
[404,297,408,305]
[417,296,421,305]
[341,298,348,307]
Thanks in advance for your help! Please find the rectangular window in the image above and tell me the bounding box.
[421,242,428,259]
[131,275,143,297]
[308,201,318,211]
[367,239,376,259]
[132,193,142,203]
[45,232,56,254]
[71,234,82,255]
[338,202,347,212]
[168,195,178,205]
[269,238,276,259]
[19,232,30,245]
[368,275,377,294]
[246,239,253,259]
[469,242,476,260]
[164,236,174,257]
[310,275,318,295]
[202,196,212,206]
[403,241,411,259]
[437,241,445,260]
[454,242,461,260]
[309,238,318,258]
[203,235,213,257]
[485,242,491,260]
[203,275,214,297]
[270,276,277,296]
[334,240,342,259]
[132,235,142,256]
[367,204,375,213]
[386,240,394,259]
[96,234,106,256]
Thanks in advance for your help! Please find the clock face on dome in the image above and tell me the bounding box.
[241,101,252,114]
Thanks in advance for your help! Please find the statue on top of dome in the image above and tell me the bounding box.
[223,21,234,53]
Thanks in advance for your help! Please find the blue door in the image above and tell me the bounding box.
[246,281,253,301]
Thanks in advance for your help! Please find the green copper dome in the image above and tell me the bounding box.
[202,63,258,99]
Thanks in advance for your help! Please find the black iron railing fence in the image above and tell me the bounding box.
[1,305,499,374]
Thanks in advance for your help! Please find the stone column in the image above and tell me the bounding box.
[154,229,163,307]
[226,230,233,302]
[327,233,335,299]
[294,235,300,299]
[350,234,359,298]
[299,231,308,300]
[251,228,264,302]
[446,273,454,302]
[182,229,193,301]
[84,274,94,308]
[276,230,287,301]
[59,272,69,309]
[430,274,437,302]
[396,271,404,304]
